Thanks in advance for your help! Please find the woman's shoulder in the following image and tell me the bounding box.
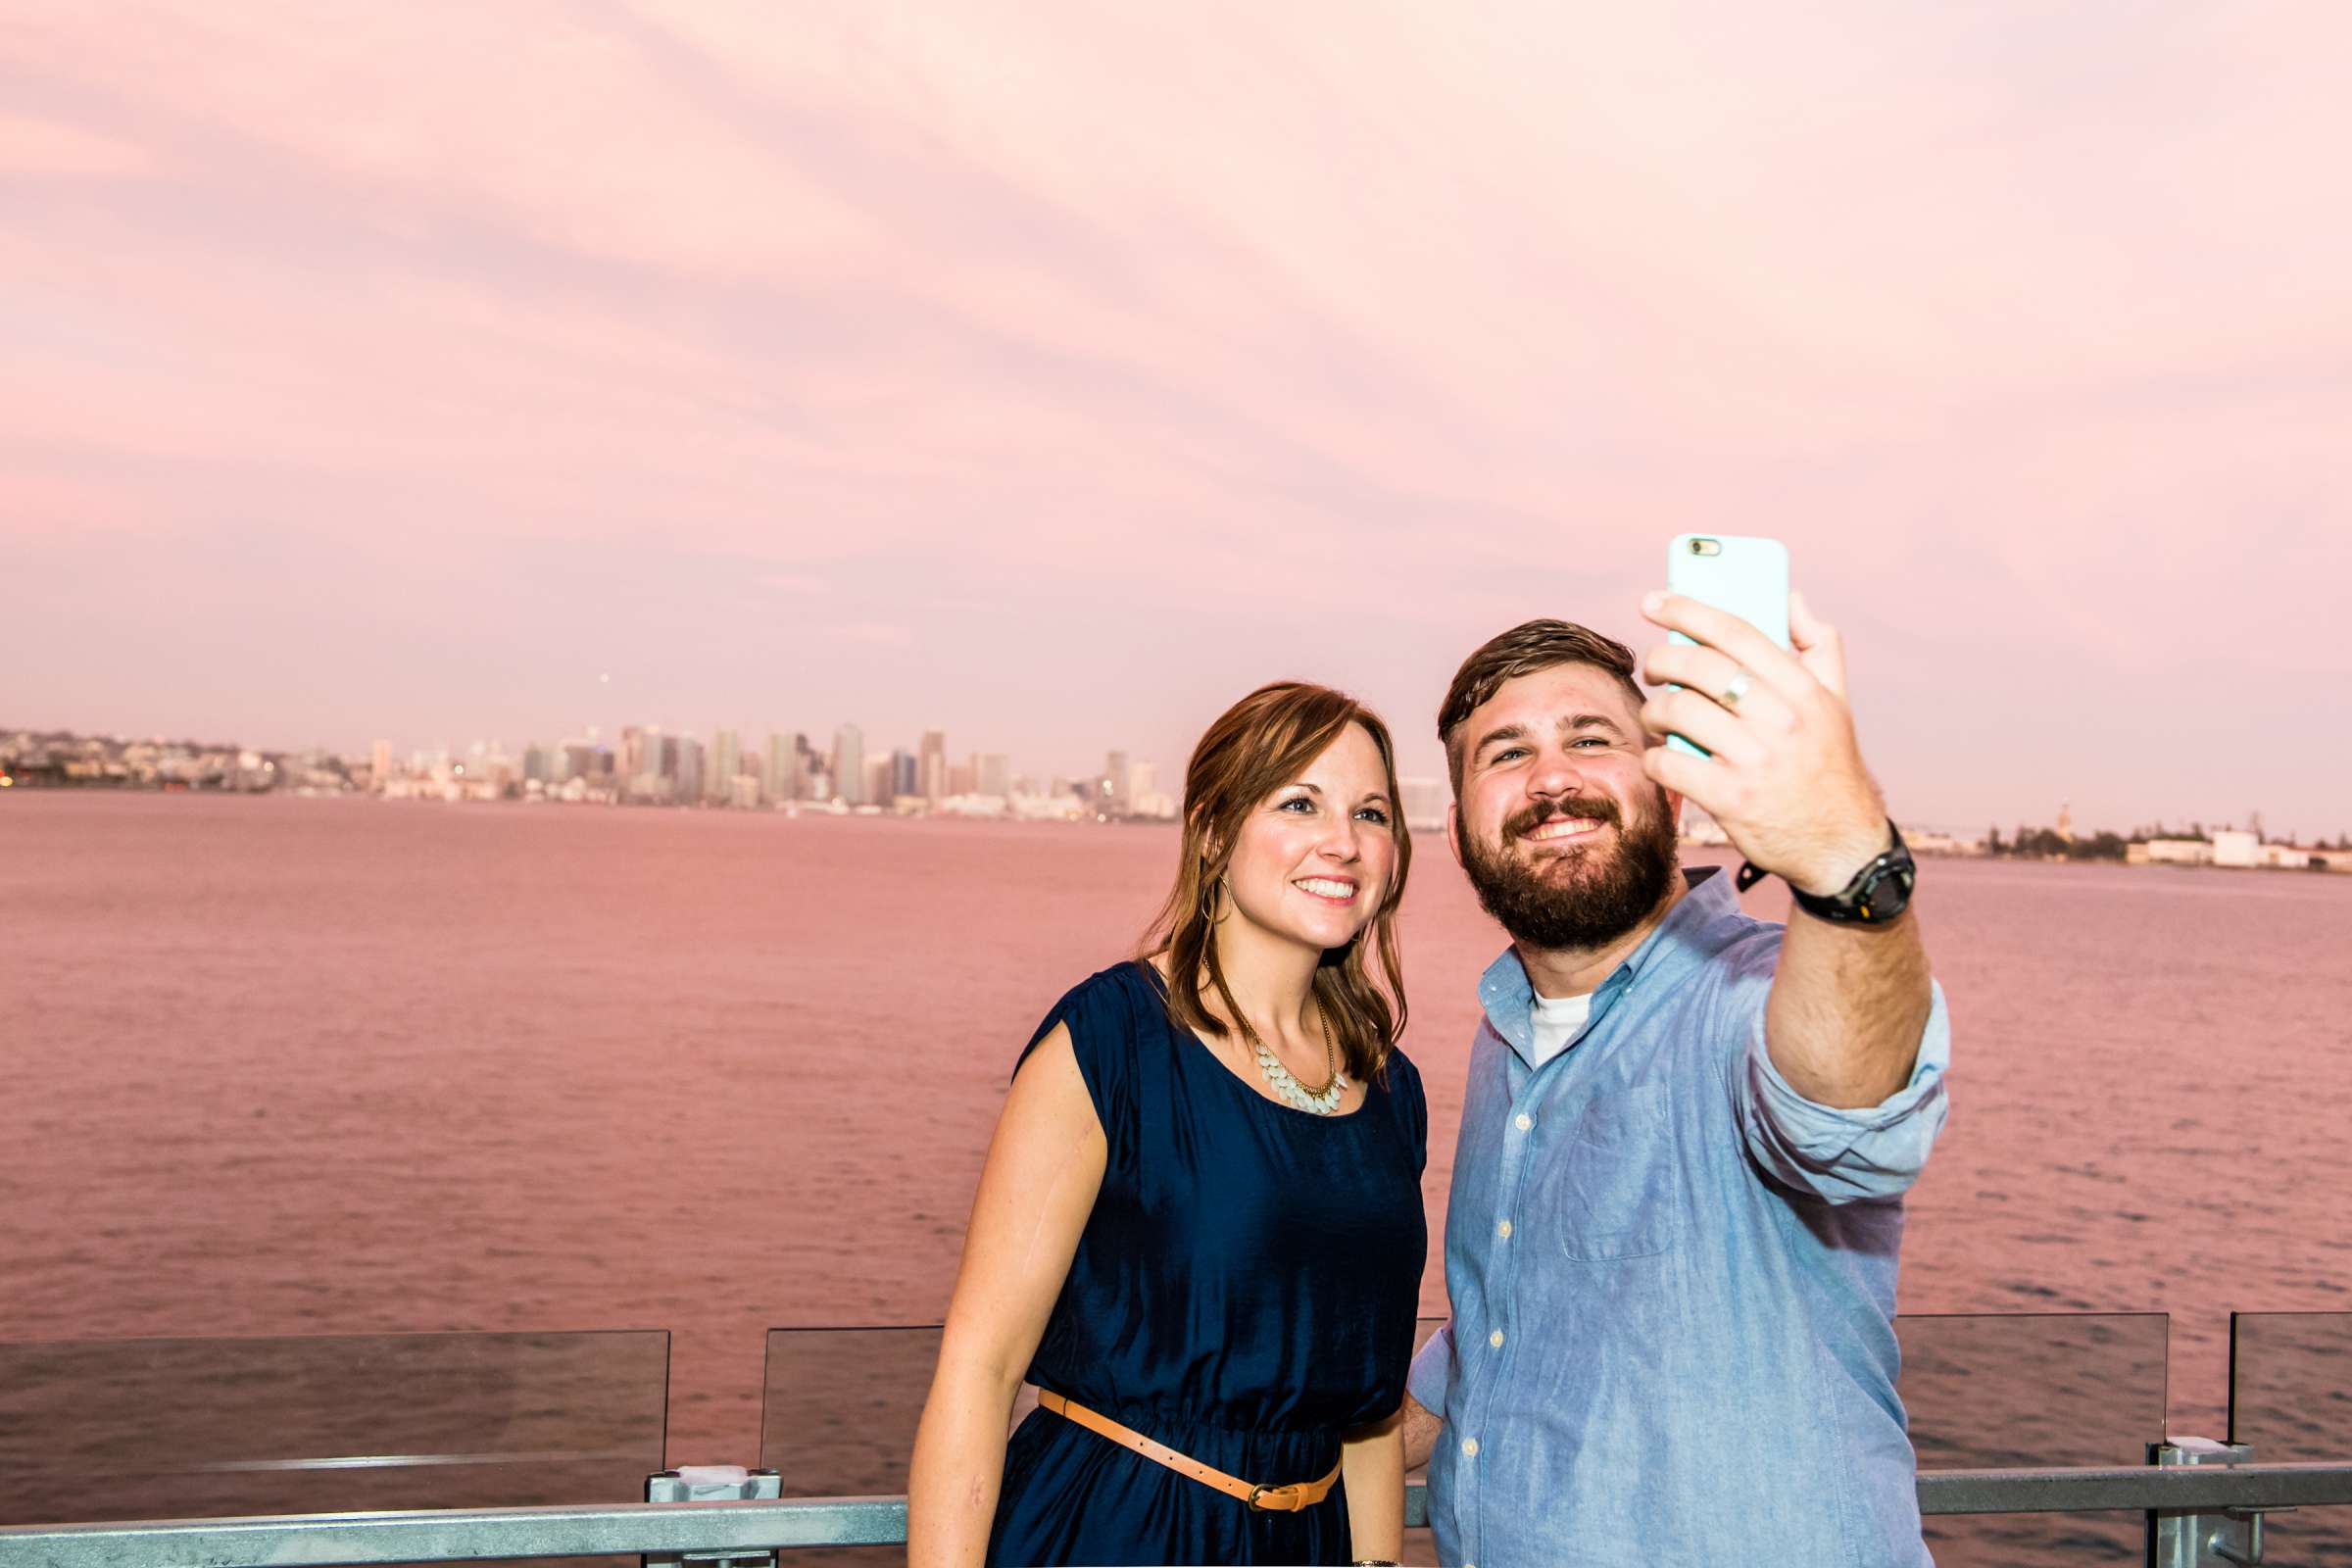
[1027,960,1165,1057]
[1045,958,1162,1019]
[1023,961,1170,1132]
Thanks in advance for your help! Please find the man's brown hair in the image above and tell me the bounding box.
[1139,681,1411,1085]
[1438,619,1646,795]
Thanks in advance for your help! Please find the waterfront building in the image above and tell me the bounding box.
[864,756,892,807]
[978,753,1011,799]
[766,734,795,803]
[1397,777,1447,832]
[712,730,739,805]
[2142,838,2216,865]
[1126,762,1177,820]
[656,732,678,783]
[370,740,394,791]
[833,724,865,806]
[2214,830,2259,868]
[1104,750,1131,815]
[890,749,919,800]
[919,730,947,807]
[674,737,705,807]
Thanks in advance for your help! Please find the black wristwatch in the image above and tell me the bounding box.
[1737,821,1916,924]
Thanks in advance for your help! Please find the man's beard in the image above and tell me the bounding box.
[1456,787,1679,953]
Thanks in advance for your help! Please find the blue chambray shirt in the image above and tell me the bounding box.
[1408,866,1952,1568]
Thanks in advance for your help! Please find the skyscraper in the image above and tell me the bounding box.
[978,753,1012,799]
[919,729,948,806]
[1105,750,1131,815]
[712,729,739,805]
[1398,777,1447,832]
[674,735,705,806]
[833,724,864,806]
[1128,760,1159,816]
[766,733,794,803]
[891,748,919,800]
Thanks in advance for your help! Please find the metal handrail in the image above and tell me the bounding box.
[4,1466,2351,1567]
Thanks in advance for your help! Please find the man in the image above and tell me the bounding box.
[1401,593,1950,1568]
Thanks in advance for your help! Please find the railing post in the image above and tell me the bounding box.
[645,1466,783,1568]
[2149,1438,2276,1566]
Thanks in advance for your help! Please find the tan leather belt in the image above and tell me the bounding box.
[1036,1390,1341,1513]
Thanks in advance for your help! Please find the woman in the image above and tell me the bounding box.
[907,681,1427,1567]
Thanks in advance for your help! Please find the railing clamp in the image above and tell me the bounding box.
[2150,1438,2286,1566]
[644,1467,782,1568]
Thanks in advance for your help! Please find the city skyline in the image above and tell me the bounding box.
[13,716,2351,853]
[6,6,2350,830]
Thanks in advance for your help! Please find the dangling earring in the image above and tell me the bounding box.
[1200,878,1223,927]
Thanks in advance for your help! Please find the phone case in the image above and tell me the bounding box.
[1664,534,1790,758]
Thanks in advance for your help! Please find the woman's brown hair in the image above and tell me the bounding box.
[1139,681,1412,1085]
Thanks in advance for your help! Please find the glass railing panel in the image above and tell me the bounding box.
[1901,1312,2167,1567]
[761,1326,941,1568]
[0,1330,668,1532]
[2229,1311,2352,1563]
[761,1323,1446,1564]
[2230,1311,2352,1458]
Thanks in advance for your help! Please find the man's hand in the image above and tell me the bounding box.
[1637,589,1887,896]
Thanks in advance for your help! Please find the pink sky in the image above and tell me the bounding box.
[4,3,2348,834]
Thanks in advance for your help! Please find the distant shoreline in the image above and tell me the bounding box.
[13,786,2351,878]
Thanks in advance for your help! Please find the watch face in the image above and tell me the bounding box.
[1861,856,1916,919]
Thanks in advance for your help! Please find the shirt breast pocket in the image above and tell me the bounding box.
[1553,1082,1681,1261]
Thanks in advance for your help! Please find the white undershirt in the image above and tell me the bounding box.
[1527,989,1595,1069]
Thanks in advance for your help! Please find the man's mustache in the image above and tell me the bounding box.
[1503,797,1623,841]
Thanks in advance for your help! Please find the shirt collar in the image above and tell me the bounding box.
[1476,864,1738,1060]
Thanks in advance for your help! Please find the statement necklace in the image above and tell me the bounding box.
[1240,995,1347,1115]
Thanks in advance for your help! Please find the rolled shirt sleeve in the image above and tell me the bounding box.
[1736,975,1952,1204]
[1407,1320,1454,1415]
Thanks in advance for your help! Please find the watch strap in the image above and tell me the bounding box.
[1737,821,1912,922]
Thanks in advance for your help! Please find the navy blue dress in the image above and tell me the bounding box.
[986,961,1428,1567]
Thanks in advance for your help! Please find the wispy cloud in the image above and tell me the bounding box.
[1,1,2347,826]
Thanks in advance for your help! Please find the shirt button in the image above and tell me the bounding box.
[1496,1219,1513,1240]
[1515,1112,1533,1131]
[1489,1329,1505,1348]
[1461,1437,1480,1457]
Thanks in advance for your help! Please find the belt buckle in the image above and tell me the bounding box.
[1247,1483,1298,1513]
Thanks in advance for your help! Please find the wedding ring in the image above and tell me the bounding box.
[1720,670,1751,710]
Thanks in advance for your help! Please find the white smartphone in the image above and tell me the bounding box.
[1664,534,1790,758]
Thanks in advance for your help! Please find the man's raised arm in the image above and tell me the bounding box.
[1637,589,1934,1108]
